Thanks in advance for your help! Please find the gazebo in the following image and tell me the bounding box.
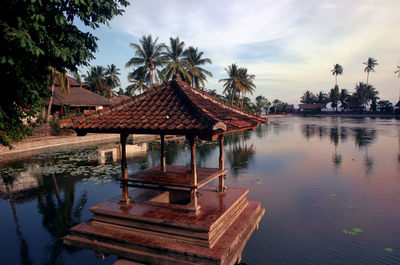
[61,75,266,265]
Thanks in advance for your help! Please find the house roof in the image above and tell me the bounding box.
[52,86,112,107]
[108,95,131,105]
[298,103,326,110]
[59,76,266,138]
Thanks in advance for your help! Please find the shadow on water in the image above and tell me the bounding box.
[225,131,255,176]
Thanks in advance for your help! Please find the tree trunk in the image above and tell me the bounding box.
[46,75,57,121]
[366,72,369,85]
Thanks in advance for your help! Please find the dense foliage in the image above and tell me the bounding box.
[0,0,129,146]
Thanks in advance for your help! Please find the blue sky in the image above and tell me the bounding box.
[79,0,400,104]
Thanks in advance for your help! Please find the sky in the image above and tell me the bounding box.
[80,0,400,104]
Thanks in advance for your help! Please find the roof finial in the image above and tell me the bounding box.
[172,74,181,81]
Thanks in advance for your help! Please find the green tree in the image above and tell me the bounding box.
[363,57,378,84]
[46,68,70,121]
[329,85,340,111]
[162,37,191,82]
[339,88,350,109]
[331,64,343,86]
[255,95,270,114]
[316,91,328,104]
[84,66,108,96]
[238,67,256,108]
[105,64,121,94]
[126,35,166,89]
[353,82,378,110]
[300,90,316,104]
[0,0,128,146]
[182,46,212,89]
[219,63,242,105]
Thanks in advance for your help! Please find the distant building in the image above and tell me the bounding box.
[285,104,295,113]
[49,76,112,118]
[298,103,326,112]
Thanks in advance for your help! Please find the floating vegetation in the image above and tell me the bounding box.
[81,176,114,185]
[343,227,363,235]
[348,204,357,208]
[329,193,337,197]
[256,179,263,184]
[384,248,393,252]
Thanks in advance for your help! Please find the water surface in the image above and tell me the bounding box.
[1,117,400,265]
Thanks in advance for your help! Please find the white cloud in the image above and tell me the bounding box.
[109,0,400,103]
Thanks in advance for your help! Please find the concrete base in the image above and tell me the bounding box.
[64,186,265,265]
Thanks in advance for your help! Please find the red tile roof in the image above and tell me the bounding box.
[60,76,266,136]
[298,103,326,110]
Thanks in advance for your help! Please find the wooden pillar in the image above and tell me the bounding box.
[160,134,166,173]
[218,134,225,192]
[188,135,199,213]
[120,132,130,204]
[188,135,197,185]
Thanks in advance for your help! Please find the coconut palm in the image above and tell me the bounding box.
[162,37,191,82]
[126,35,166,89]
[300,90,316,104]
[316,91,328,104]
[363,57,378,84]
[182,46,212,89]
[84,66,108,96]
[105,64,121,93]
[329,85,340,111]
[354,82,378,110]
[339,88,350,109]
[219,63,242,104]
[47,67,70,121]
[331,64,343,86]
[238,67,256,107]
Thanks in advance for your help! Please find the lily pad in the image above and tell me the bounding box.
[329,193,337,197]
[352,228,363,233]
[348,205,356,208]
[384,248,393,252]
[256,179,263,184]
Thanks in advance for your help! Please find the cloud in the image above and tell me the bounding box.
[107,0,400,103]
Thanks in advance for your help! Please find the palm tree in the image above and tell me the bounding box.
[162,37,191,82]
[219,63,242,105]
[395,62,400,78]
[84,66,108,96]
[238,67,256,107]
[126,35,166,89]
[316,91,328,103]
[182,46,212,89]
[300,90,316,104]
[339,88,350,109]
[105,64,121,95]
[47,67,70,121]
[331,64,343,86]
[354,82,378,110]
[363,57,378,84]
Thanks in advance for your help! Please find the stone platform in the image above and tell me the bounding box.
[64,186,265,265]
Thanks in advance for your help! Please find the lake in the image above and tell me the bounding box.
[1,117,400,265]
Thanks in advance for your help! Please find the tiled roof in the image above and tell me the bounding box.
[60,76,266,136]
[108,95,131,105]
[52,86,112,107]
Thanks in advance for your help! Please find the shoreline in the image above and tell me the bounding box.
[0,134,177,163]
[263,113,399,118]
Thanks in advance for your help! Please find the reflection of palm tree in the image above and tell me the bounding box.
[5,185,33,265]
[197,141,218,167]
[353,128,376,175]
[330,127,342,170]
[225,131,255,175]
[37,176,87,265]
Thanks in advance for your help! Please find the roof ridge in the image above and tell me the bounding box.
[172,80,227,131]
[176,80,265,123]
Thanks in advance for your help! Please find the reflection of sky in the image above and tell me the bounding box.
[1,117,400,264]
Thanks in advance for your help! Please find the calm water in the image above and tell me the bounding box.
[1,117,400,265]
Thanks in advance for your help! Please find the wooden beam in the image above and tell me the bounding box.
[119,132,130,204]
[160,134,166,174]
[218,135,225,192]
[188,135,197,185]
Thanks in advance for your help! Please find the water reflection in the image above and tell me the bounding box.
[225,131,255,175]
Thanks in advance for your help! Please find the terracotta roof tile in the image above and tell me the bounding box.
[60,77,266,134]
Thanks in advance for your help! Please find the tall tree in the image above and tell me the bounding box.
[300,90,316,104]
[353,82,378,110]
[162,37,191,82]
[238,67,256,107]
[126,66,149,95]
[395,62,400,101]
[331,64,343,86]
[1,0,129,146]
[363,57,378,84]
[339,88,350,109]
[182,46,212,89]
[329,85,340,111]
[219,63,242,104]
[84,66,108,96]
[126,35,166,89]
[316,91,328,104]
[47,68,70,121]
[105,64,121,94]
